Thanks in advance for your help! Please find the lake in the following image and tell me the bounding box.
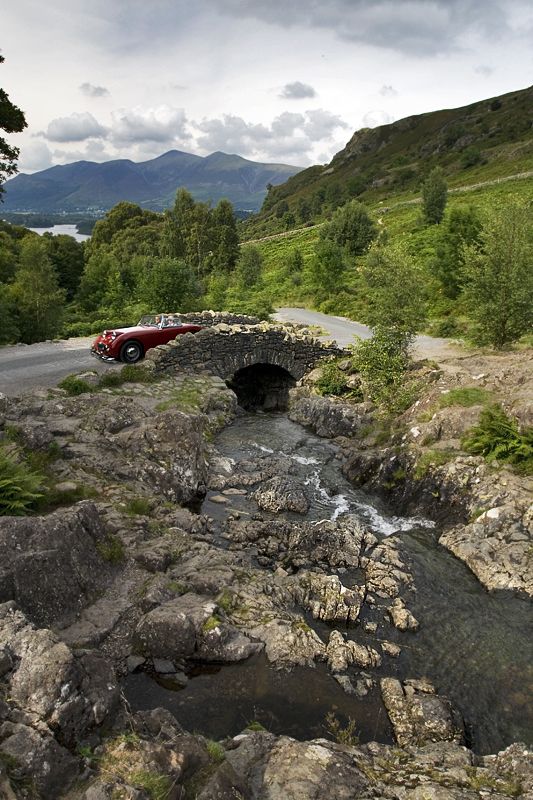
[29,224,90,242]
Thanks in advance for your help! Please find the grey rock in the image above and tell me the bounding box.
[0,722,78,797]
[0,502,114,627]
[253,476,309,514]
[380,677,464,747]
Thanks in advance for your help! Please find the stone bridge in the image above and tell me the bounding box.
[146,319,343,410]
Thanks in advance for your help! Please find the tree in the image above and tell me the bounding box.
[431,206,481,299]
[1,55,27,196]
[321,200,377,256]
[0,283,19,343]
[11,237,65,343]
[44,233,85,300]
[235,245,263,289]
[308,239,346,296]
[137,257,195,311]
[422,167,448,225]
[362,239,426,338]
[461,203,533,348]
[211,199,240,272]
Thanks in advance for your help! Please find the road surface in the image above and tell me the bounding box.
[0,309,461,397]
[0,337,121,397]
[273,307,462,360]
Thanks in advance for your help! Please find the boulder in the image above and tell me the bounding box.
[0,722,78,797]
[253,476,309,514]
[0,502,114,627]
[380,677,464,747]
[0,602,119,748]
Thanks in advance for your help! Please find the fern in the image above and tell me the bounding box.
[462,405,533,474]
[0,445,44,516]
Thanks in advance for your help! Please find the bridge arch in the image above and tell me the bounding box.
[146,322,342,410]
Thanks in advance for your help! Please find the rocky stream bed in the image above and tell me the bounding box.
[0,346,531,799]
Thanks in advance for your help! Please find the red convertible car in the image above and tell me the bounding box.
[91,314,202,363]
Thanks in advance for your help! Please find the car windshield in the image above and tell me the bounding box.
[138,314,182,328]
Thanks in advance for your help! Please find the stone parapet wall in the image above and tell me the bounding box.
[175,311,260,326]
[145,323,343,381]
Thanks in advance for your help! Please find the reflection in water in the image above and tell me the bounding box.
[124,654,394,743]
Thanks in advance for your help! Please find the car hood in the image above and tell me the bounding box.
[103,325,148,336]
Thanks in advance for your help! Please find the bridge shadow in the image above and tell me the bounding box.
[227,363,296,411]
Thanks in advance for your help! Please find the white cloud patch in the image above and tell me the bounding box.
[18,140,54,173]
[362,109,393,128]
[280,81,317,99]
[80,82,110,97]
[110,105,190,144]
[379,84,398,97]
[195,108,348,163]
[43,112,108,142]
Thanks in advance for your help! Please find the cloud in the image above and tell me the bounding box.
[214,0,510,55]
[17,140,53,173]
[379,84,398,97]
[280,81,317,99]
[474,64,494,76]
[110,105,190,144]
[195,108,348,163]
[43,112,108,142]
[362,109,393,128]
[79,82,110,97]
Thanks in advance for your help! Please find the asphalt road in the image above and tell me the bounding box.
[273,307,461,360]
[0,309,460,397]
[0,337,121,397]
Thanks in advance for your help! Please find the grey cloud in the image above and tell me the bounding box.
[80,82,110,97]
[474,65,494,76]
[214,0,510,55]
[280,81,317,99]
[110,106,190,144]
[303,109,349,139]
[379,84,398,97]
[43,112,108,142]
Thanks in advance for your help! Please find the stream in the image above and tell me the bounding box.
[124,412,533,754]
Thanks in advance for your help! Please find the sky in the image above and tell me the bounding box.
[2,0,532,173]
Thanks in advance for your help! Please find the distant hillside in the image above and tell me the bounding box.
[247,84,533,235]
[2,150,301,214]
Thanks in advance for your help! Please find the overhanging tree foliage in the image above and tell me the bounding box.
[0,55,27,196]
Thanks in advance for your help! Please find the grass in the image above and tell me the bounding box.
[96,534,126,564]
[125,497,152,516]
[438,387,493,408]
[324,712,360,746]
[202,615,222,634]
[413,449,455,479]
[205,740,225,764]
[155,380,203,412]
[98,734,174,800]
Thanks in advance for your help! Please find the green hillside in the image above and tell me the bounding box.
[244,85,533,238]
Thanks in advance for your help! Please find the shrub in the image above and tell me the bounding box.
[462,405,533,474]
[58,375,93,395]
[125,497,152,516]
[0,445,44,515]
[120,364,157,384]
[316,361,357,398]
[325,712,359,746]
[98,372,123,388]
[352,327,416,413]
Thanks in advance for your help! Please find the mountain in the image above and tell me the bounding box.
[250,84,533,232]
[2,150,301,214]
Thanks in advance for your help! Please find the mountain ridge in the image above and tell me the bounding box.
[2,149,301,214]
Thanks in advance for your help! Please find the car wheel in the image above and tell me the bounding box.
[120,340,143,363]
